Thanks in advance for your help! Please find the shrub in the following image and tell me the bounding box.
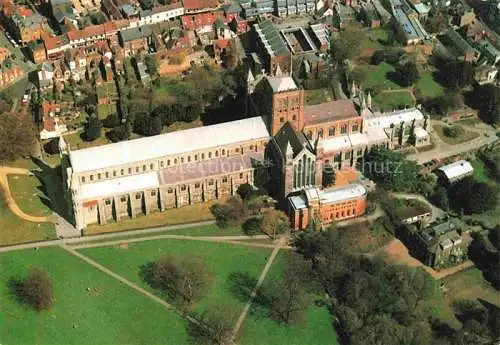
[443,125,465,138]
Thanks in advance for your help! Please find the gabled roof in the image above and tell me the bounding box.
[304,100,359,126]
[273,122,310,158]
[266,76,297,92]
[438,160,473,180]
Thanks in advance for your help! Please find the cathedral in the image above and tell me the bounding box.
[60,74,430,231]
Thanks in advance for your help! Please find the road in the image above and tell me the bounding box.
[409,121,498,164]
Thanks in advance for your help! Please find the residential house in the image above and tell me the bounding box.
[119,26,153,56]
[40,101,68,140]
[43,34,69,60]
[437,159,474,184]
[0,63,23,87]
[478,40,500,65]
[9,7,48,44]
[135,60,151,86]
[138,2,184,26]
[37,61,55,90]
[401,218,472,270]
[182,0,219,14]
[362,3,381,29]
[443,29,481,62]
[474,65,498,85]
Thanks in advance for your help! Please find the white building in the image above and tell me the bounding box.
[438,160,474,183]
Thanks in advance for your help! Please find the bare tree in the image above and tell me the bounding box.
[269,255,309,324]
[146,255,212,307]
[188,305,236,345]
[0,110,36,163]
[261,209,290,239]
[18,268,54,311]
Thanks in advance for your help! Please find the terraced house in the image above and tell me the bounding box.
[61,74,431,230]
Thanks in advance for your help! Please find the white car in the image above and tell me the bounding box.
[22,94,29,104]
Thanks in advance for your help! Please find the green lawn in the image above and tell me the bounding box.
[7,174,53,217]
[0,192,55,246]
[415,72,445,99]
[372,90,415,111]
[361,28,391,50]
[471,159,493,183]
[364,62,401,91]
[433,124,480,145]
[238,253,339,345]
[0,247,189,345]
[79,239,271,314]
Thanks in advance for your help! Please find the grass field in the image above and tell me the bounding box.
[7,174,53,217]
[84,201,216,235]
[0,247,189,345]
[433,124,480,145]
[429,268,500,328]
[415,72,445,99]
[304,88,333,105]
[471,159,493,183]
[365,62,401,91]
[372,90,414,111]
[79,239,271,314]
[361,28,391,50]
[238,253,339,345]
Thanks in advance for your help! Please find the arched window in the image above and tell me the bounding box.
[222,149,225,156]
[318,129,323,138]
[307,131,312,140]
[329,127,335,136]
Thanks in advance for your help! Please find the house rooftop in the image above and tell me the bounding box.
[254,19,290,57]
[120,25,153,43]
[438,160,473,181]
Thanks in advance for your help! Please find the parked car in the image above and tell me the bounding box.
[22,94,29,104]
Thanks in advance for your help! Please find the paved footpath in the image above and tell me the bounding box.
[232,236,284,340]
[60,245,200,325]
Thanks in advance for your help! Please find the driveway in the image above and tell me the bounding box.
[409,121,498,164]
[392,192,445,223]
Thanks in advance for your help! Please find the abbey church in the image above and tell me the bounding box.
[60,73,431,231]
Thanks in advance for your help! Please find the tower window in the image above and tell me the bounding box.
[135,193,141,200]
[97,173,101,180]
[292,115,296,121]
[105,172,109,178]
[280,117,284,123]
[150,163,154,170]
[81,176,85,183]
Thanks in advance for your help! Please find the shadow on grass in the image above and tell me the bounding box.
[7,277,26,306]
[228,270,272,316]
[139,262,178,303]
[30,157,74,225]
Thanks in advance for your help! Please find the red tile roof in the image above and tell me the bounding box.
[214,39,231,50]
[304,100,359,126]
[43,34,63,51]
[182,0,218,11]
[182,11,225,30]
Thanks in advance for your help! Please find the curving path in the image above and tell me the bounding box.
[0,166,50,223]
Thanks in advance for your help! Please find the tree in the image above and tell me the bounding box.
[146,255,212,307]
[395,62,419,87]
[210,196,245,227]
[84,115,102,141]
[424,10,448,34]
[432,186,450,211]
[107,122,132,142]
[0,111,36,163]
[268,255,310,324]
[438,59,474,89]
[237,183,255,200]
[443,125,465,138]
[144,55,158,76]
[449,177,498,214]
[293,230,322,269]
[261,209,290,239]
[103,113,120,128]
[43,138,60,155]
[134,115,162,136]
[188,305,235,345]
[18,268,54,311]
[475,85,500,125]
[331,27,364,65]
[242,217,262,236]
[362,148,420,192]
